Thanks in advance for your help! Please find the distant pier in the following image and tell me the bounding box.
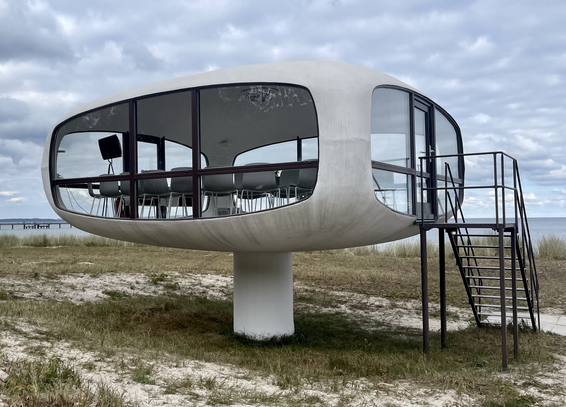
[0,222,73,230]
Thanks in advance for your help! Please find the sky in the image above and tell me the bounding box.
[0,0,565,219]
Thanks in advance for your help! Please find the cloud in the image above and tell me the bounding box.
[472,113,491,124]
[0,96,30,122]
[0,0,74,63]
[122,43,164,71]
[0,0,565,219]
[460,36,494,54]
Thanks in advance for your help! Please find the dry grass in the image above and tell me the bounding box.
[0,234,565,406]
[537,234,566,260]
[1,356,128,406]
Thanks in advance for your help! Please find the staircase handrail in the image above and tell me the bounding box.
[513,162,540,328]
[417,151,539,330]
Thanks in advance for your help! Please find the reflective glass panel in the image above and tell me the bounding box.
[371,89,410,167]
[137,91,193,173]
[200,85,318,167]
[435,110,460,179]
[414,108,426,172]
[54,103,129,179]
[372,168,411,214]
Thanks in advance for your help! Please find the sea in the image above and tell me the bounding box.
[1,217,565,244]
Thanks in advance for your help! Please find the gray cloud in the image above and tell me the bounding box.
[0,96,30,122]
[122,43,164,71]
[0,0,74,63]
[0,0,564,218]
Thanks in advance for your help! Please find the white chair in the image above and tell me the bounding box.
[99,175,123,217]
[170,167,193,218]
[140,170,171,218]
[277,169,300,206]
[202,166,236,216]
[87,183,103,215]
[237,164,279,212]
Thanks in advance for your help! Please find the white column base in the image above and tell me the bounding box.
[233,251,294,339]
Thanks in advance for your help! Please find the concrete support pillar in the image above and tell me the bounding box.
[233,251,294,339]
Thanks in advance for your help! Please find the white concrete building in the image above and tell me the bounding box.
[42,61,464,338]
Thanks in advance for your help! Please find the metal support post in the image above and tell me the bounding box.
[420,226,429,355]
[499,225,508,370]
[439,229,447,349]
[511,227,518,360]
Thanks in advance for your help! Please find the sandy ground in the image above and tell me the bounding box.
[0,270,563,406]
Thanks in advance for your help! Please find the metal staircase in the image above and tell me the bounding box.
[418,152,539,369]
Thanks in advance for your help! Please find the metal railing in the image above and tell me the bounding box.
[418,151,539,329]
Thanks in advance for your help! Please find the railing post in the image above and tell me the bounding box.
[501,154,506,223]
[499,224,508,370]
[493,153,499,225]
[511,226,518,360]
[420,157,424,222]
[444,162,449,223]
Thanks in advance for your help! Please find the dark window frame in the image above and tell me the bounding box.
[50,83,320,220]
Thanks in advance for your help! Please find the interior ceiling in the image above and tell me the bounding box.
[59,84,318,167]
[199,85,317,166]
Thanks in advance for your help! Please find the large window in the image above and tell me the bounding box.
[435,110,463,217]
[371,87,462,218]
[371,89,410,168]
[50,84,318,220]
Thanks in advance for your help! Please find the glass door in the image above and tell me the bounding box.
[414,100,436,220]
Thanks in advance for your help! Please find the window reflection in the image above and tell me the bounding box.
[51,84,319,219]
[57,132,124,179]
[435,110,460,179]
[371,89,410,167]
[372,168,411,214]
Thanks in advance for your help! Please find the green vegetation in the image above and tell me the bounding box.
[0,233,565,405]
[0,357,128,406]
[537,234,566,260]
[0,233,138,249]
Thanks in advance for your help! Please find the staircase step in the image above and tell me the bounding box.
[452,233,499,238]
[474,304,530,310]
[465,276,522,281]
[468,285,525,291]
[478,312,531,321]
[455,245,503,249]
[459,255,513,260]
[471,294,528,301]
[462,266,513,270]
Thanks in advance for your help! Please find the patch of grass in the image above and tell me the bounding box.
[0,294,562,406]
[163,377,193,394]
[483,394,536,407]
[537,234,566,260]
[0,233,140,249]
[164,282,180,291]
[148,272,169,284]
[1,356,129,406]
[0,234,20,248]
[102,290,130,299]
[0,245,232,278]
[0,289,15,300]
[1,241,566,405]
[131,366,155,385]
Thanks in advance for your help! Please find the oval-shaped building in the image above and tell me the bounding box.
[42,61,464,338]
